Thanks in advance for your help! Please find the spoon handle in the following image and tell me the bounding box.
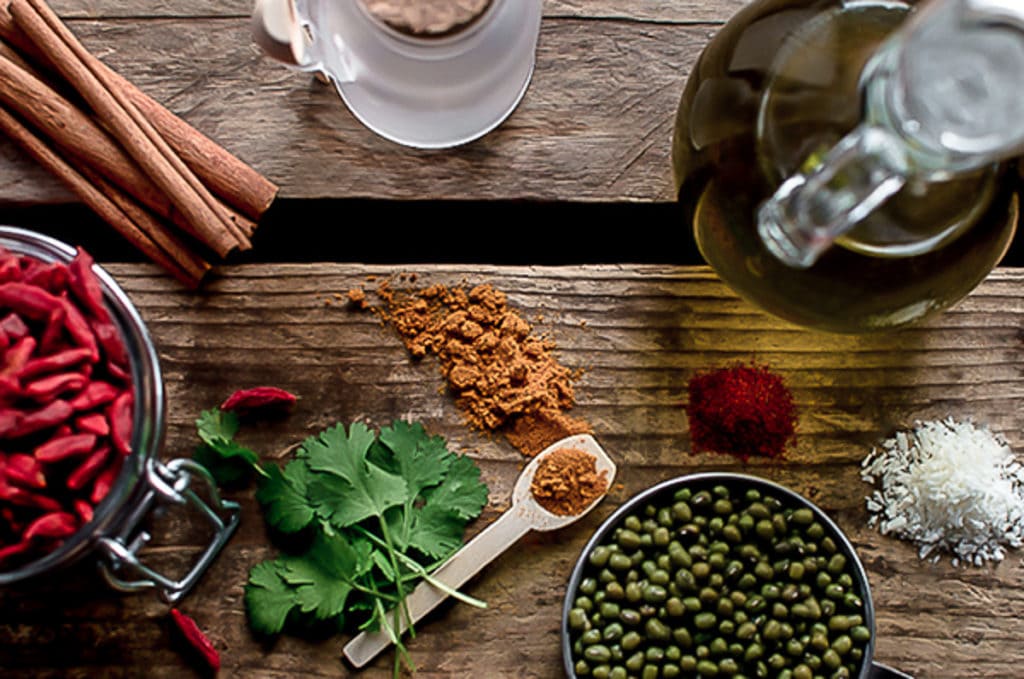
[343,507,533,668]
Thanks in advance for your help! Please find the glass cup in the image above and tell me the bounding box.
[0,227,238,603]
[252,0,543,148]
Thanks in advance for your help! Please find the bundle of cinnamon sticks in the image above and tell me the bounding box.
[0,0,279,287]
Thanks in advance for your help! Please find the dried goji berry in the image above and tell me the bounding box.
[38,304,66,355]
[220,386,296,414]
[108,390,133,456]
[2,399,73,439]
[22,372,87,402]
[72,498,93,524]
[5,454,45,489]
[22,511,77,541]
[89,461,120,505]
[0,313,26,341]
[68,249,109,322]
[74,412,109,437]
[18,347,93,380]
[35,433,96,463]
[68,381,119,412]
[66,445,110,491]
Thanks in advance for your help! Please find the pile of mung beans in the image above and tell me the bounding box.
[566,481,871,678]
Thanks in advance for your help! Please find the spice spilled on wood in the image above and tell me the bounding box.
[686,363,796,460]
[530,447,608,516]
[862,417,1024,566]
[351,280,591,457]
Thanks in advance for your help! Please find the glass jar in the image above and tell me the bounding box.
[0,227,238,603]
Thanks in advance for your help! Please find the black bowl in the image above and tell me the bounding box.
[561,472,881,678]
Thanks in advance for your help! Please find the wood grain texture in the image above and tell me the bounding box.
[0,263,1021,678]
[0,2,734,205]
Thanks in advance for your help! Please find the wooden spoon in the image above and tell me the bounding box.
[343,433,617,668]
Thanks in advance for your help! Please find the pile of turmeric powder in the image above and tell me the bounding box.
[350,280,590,456]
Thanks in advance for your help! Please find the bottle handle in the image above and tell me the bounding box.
[757,124,908,268]
[251,0,322,73]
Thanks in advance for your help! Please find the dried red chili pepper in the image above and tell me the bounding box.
[108,391,133,456]
[66,445,110,491]
[686,363,797,460]
[220,386,297,414]
[5,453,45,489]
[22,372,87,402]
[35,433,96,463]
[22,511,77,541]
[68,381,118,411]
[169,609,221,672]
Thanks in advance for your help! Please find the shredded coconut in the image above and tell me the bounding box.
[861,417,1024,567]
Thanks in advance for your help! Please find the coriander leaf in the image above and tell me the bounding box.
[245,560,298,635]
[422,454,489,520]
[303,422,408,526]
[256,461,316,533]
[195,407,260,467]
[376,420,451,497]
[406,504,467,560]
[193,443,252,485]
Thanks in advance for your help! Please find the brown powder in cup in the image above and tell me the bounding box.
[530,447,608,516]
[361,0,492,37]
[353,279,591,457]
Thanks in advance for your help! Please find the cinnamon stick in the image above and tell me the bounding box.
[0,4,277,223]
[0,44,254,247]
[9,0,249,257]
[0,103,207,287]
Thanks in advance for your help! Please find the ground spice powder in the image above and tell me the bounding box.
[356,280,590,456]
[530,447,607,516]
[686,363,796,460]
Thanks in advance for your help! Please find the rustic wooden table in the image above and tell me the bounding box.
[0,2,1021,679]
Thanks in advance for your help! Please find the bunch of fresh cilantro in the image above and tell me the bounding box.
[193,410,490,674]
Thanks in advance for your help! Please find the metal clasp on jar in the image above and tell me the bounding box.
[96,457,240,604]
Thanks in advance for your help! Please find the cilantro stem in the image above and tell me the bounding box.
[369,579,414,677]
[354,526,487,610]
[376,516,416,639]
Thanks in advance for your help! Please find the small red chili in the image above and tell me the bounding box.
[169,609,221,673]
[220,386,297,414]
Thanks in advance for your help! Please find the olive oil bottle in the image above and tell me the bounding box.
[673,0,1020,333]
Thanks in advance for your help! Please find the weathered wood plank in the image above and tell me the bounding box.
[0,17,708,205]
[0,263,1021,678]
[47,0,747,22]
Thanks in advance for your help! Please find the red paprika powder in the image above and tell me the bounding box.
[686,363,796,460]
